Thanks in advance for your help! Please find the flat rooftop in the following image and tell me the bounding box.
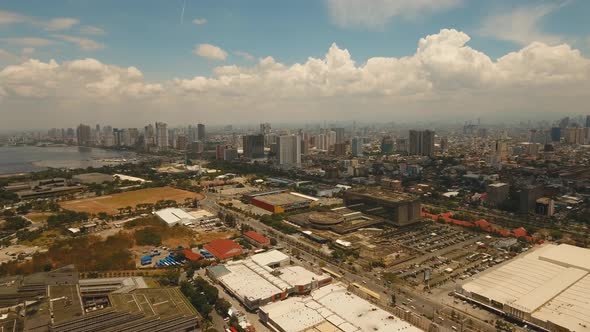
[261,283,421,332]
[254,192,312,206]
[345,189,419,203]
[461,244,590,330]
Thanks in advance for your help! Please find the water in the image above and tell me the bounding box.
[0,145,138,174]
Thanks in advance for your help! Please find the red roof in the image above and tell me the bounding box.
[204,239,243,260]
[243,231,270,245]
[512,227,527,238]
[181,248,203,261]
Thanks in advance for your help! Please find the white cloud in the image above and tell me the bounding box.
[194,43,227,60]
[0,10,27,25]
[44,17,79,31]
[479,3,563,45]
[80,25,106,36]
[192,18,207,25]
[52,34,104,51]
[0,37,55,47]
[234,51,255,61]
[0,29,589,128]
[326,0,461,28]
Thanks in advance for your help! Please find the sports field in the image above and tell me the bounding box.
[59,186,204,215]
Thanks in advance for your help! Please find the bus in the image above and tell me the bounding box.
[322,267,343,279]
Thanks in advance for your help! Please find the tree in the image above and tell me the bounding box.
[214,298,231,317]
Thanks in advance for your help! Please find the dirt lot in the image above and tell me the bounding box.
[25,212,54,223]
[59,187,205,214]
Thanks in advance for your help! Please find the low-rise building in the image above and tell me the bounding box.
[243,231,271,248]
[204,239,243,260]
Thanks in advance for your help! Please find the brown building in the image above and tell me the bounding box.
[343,189,421,226]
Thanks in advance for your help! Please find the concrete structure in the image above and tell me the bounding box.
[76,123,92,146]
[243,134,265,159]
[535,197,555,217]
[154,208,196,226]
[278,135,301,168]
[486,183,510,208]
[249,191,318,213]
[409,130,435,157]
[343,189,421,226]
[518,184,544,213]
[351,137,363,157]
[72,173,113,184]
[460,244,590,332]
[155,121,168,150]
[208,250,331,310]
[259,283,421,332]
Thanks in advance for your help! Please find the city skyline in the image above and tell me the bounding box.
[1,1,590,130]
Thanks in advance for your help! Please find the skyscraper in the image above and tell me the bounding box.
[333,128,345,144]
[586,115,590,128]
[278,135,301,168]
[351,137,363,157]
[409,130,435,157]
[76,124,91,146]
[243,134,265,159]
[188,125,198,143]
[381,136,394,154]
[550,127,561,142]
[260,122,271,134]
[197,123,206,141]
[155,122,168,150]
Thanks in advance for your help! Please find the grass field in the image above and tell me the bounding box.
[59,187,205,215]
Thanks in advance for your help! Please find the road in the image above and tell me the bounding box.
[200,196,503,332]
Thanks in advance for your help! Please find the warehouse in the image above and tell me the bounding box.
[248,190,318,213]
[459,244,590,331]
[259,283,421,332]
[154,208,197,226]
[72,173,113,184]
[207,250,331,310]
[204,239,244,260]
[343,189,421,226]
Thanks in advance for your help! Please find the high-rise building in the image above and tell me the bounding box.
[409,130,435,157]
[586,115,590,128]
[76,124,92,146]
[155,122,168,150]
[396,138,408,154]
[493,140,508,161]
[243,134,265,159]
[550,127,561,142]
[278,135,301,168]
[333,128,345,144]
[535,198,555,217]
[381,136,394,154]
[188,125,199,143]
[197,123,206,141]
[564,127,584,144]
[351,137,363,157]
[176,135,188,150]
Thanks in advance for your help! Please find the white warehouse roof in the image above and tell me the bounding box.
[154,208,196,226]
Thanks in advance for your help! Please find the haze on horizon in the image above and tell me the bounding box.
[1,0,590,130]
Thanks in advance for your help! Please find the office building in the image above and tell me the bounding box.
[586,115,590,128]
[409,130,435,157]
[155,122,168,150]
[343,189,421,226]
[76,124,92,146]
[333,127,345,144]
[197,123,206,141]
[486,183,510,208]
[351,137,363,157]
[243,134,265,159]
[550,127,561,142]
[518,184,544,213]
[535,198,555,217]
[564,127,585,144]
[396,138,408,153]
[188,125,199,143]
[260,122,271,135]
[278,135,301,168]
[381,136,394,154]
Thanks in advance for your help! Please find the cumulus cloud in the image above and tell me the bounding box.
[44,17,79,31]
[21,47,35,55]
[80,25,106,36]
[326,0,461,28]
[1,29,589,129]
[52,34,104,51]
[194,43,227,60]
[0,10,27,25]
[193,18,207,25]
[479,3,563,45]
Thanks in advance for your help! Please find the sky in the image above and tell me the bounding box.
[1,0,590,130]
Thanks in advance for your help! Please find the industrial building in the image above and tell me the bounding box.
[154,208,197,226]
[72,173,114,184]
[204,239,244,260]
[343,189,421,226]
[248,190,318,213]
[207,250,331,310]
[459,244,590,332]
[259,283,421,332]
[0,265,200,331]
[243,231,271,247]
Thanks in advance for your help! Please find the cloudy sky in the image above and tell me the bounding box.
[1,0,589,130]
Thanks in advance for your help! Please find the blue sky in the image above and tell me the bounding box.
[1,0,589,80]
[1,0,589,129]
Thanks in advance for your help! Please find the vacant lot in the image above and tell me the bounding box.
[59,187,205,214]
